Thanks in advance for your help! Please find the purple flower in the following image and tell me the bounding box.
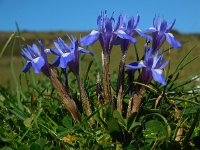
[114,14,149,52]
[80,11,136,55]
[22,42,45,74]
[51,36,93,75]
[145,16,181,51]
[126,47,168,85]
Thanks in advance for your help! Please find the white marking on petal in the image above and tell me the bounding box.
[33,57,40,63]
[149,27,156,30]
[62,52,70,57]
[136,28,142,32]
[78,47,83,50]
[90,30,99,35]
[168,33,174,37]
[117,30,126,34]
[154,69,163,74]
[139,60,146,67]
[45,49,51,54]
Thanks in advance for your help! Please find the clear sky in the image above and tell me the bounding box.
[0,0,200,33]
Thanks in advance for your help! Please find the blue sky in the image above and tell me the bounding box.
[0,0,200,33]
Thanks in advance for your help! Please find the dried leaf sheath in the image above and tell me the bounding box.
[77,75,94,124]
[117,51,127,114]
[49,68,81,122]
[102,52,112,104]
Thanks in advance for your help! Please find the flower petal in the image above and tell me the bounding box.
[59,53,74,68]
[21,49,32,60]
[152,69,166,85]
[57,37,70,51]
[113,37,121,45]
[134,14,140,28]
[160,60,169,69]
[31,44,41,56]
[22,62,31,73]
[38,40,47,62]
[159,20,167,33]
[126,61,145,70]
[54,41,63,52]
[69,38,78,52]
[50,48,62,56]
[115,14,126,31]
[52,56,60,67]
[78,47,94,56]
[144,27,157,33]
[31,57,45,74]
[135,28,146,37]
[165,33,181,48]
[115,30,136,44]
[166,19,176,32]
[80,30,100,47]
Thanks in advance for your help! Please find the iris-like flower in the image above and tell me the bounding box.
[51,36,93,75]
[80,11,136,55]
[126,47,168,85]
[22,42,45,74]
[145,16,181,51]
[114,14,144,52]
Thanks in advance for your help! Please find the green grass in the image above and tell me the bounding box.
[0,31,199,149]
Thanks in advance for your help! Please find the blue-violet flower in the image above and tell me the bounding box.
[51,36,93,75]
[145,16,181,51]
[114,14,148,52]
[22,42,45,74]
[80,11,136,55]
[126,47,168,85]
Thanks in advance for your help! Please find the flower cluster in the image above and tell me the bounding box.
[21,11,181,122]
[22,35,93,76]
[80,11,137,55]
